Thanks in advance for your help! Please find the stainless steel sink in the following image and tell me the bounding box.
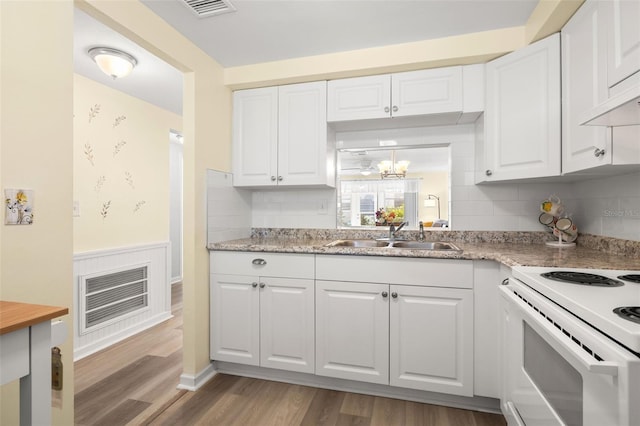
[326,239,461,251]
[390,241,461,251]
[326,239,391,248]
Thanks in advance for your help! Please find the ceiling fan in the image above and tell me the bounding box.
[340,152,377,176]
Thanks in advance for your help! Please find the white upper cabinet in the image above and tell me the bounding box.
[562,0,640,173]
[327,66,468,123]
[478,33,561,182]
[232,87,278,187]
[605,0,640,88]
[562,0,611,173]
[232,81,333,188]
[327,74,391,121]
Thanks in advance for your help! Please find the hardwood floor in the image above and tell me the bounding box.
[74,283,506,426]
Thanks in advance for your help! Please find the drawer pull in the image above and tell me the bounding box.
[252,282,258,288]
[382,291,388,298]
[260,282,266,288]
[391,292,398,299]
[252,258,267,266]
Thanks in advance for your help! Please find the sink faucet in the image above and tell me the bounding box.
[389,222,408,240]
[418,221,426,241]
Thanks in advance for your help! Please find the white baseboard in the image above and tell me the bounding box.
[178,362,218,391]
[73,312,172,361]
[214,361,501,414]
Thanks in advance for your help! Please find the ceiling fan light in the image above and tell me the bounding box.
[88,47,137,79]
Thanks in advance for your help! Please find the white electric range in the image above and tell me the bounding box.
[511,266,640,355]
[500,266,640,426]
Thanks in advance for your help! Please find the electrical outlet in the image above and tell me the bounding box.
[73,200,80,217]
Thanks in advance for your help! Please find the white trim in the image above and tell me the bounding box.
[171,276,183,285]
[213,361,501,414]
[178,363,218,391]
[74,312,172,361]
[73,241,170,261]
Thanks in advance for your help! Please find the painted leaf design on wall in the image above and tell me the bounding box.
[124,171,135,189]
[133,200,146,213]
[94,175,106,193]
[84,143,95,166]
[100,200,111,220]
[113,115,127,128]
[113,140,127,157]
[88,104,101,123]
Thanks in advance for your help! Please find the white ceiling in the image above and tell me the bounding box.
[141,0,538,68]
[74,0,539,115]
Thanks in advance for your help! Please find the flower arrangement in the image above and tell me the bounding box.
[375,206,404,225]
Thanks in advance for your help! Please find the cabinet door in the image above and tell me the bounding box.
[605,0,640,87]
[210,274,260,365]
[562,0,611,173]
[327,75,391,122]
[389,285,473,396]
[315,280,389,385]
[278,81,330,186]
[232,87,278,186]
[483,34,561,181]
[392,67,463,118]
[260,277,315,373]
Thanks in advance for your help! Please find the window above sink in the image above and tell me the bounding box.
[336,144,450,230]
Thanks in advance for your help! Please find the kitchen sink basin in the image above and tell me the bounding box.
[326,239,461,251]
[326,239,391,248]
[390,241,461,251]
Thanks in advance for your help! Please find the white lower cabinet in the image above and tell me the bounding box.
[211,252,478,399]
[315,280,389,385]
[315,255,474,397]
[210,252,315,374]
[389,285,473,396]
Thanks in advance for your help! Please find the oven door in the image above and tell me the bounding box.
[500,278,634,426]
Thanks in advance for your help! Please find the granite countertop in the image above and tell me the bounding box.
[208,229,640,270]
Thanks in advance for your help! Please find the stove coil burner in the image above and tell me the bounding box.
[618,274,640,284]
[613,307,640,324]
[541,271,624,287]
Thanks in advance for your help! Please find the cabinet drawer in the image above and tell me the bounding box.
[210,251,314,279]
[316,255,472,289]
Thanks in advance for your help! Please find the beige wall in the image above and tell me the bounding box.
[73,74,182,252]
[1,1,75,425]
[77,0,232,389]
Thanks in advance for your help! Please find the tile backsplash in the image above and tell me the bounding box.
[210,125,639,242]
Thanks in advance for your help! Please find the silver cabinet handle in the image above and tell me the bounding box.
[277,176,283,182]
[392,105,398,112]
[252,258,267,266]
[391,292,398,299]
[384,106,390,113]
[270,176,276,181]
[252,282,258,288]
[594,148,606,157]
[501,278,509,286]
[485,169,493,176]
[382,291,388,298]
[259,282,266,288]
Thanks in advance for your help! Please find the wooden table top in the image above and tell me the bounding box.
[0,300,68,335]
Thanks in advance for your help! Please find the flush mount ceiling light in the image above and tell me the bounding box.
[88,47,138,79]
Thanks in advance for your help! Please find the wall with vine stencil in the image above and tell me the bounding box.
[73,74,182,252]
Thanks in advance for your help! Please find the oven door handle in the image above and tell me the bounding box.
[504,286,620,377]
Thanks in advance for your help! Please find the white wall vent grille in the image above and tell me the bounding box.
[180,0,236,18]
[79,264,150,334]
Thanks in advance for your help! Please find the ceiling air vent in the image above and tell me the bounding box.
[181,0,236,18]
